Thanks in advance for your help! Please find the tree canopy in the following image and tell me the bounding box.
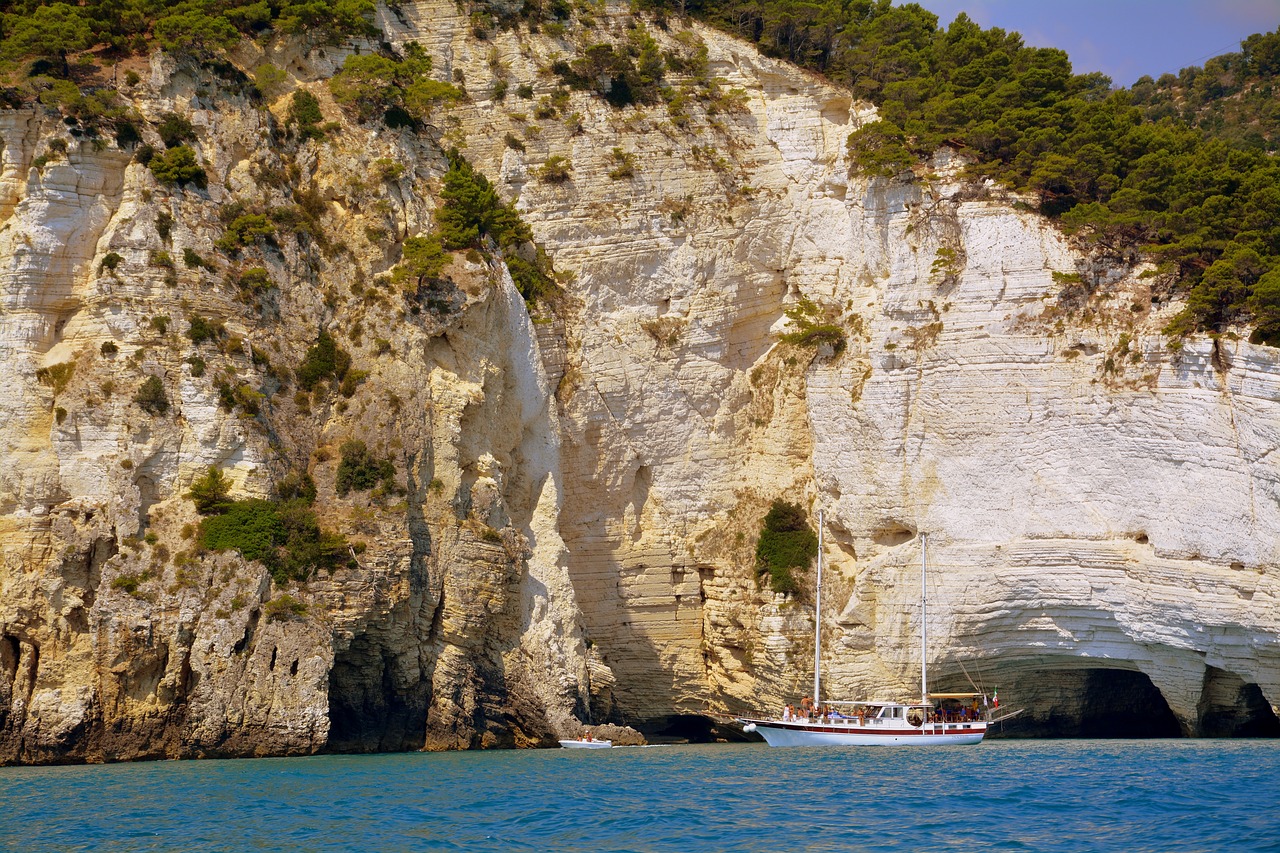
[0,0,376,70]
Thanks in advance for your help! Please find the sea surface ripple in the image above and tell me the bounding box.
[2,740,1277,851]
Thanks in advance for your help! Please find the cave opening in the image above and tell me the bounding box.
[326,630,428,754]
[639,714,751,744]
[996,668,1183,738]
[1198,667,1280,737]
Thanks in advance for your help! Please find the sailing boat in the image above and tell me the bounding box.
[739,512,997,746]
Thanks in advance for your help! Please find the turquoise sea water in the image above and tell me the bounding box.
[2,741,1278,852]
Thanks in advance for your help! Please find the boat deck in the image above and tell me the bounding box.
[742,717,986,736]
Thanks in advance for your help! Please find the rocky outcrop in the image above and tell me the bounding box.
[0,0,1276,763]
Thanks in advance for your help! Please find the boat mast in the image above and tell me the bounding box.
[813,509,824,709]
[920,532,928,704]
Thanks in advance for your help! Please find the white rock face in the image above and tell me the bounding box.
[415,0,1280,733]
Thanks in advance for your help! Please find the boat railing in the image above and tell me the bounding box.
[787,714,988,728]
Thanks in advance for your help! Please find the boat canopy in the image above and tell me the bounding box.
[929,692,984,699]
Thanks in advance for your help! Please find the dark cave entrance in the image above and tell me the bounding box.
[326,631,428,753]
[1075,669,1184,737]
[638,714,751,744]
[1198,666,1280,737]
[997,668,1183,738]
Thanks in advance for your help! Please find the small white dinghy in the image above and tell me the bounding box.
[558,737,612,749]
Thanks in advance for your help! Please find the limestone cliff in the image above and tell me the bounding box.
[0,1,1276,763]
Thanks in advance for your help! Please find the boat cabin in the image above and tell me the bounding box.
[802,693,989,730]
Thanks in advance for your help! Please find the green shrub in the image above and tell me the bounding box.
[0,4,93,76]
[276,471,317,503]
[552,36,666,107]
[505,254,556,304]
[148,145,207,188]
[265,593,308,621]
[272,0,377,41]
[115,120,142,147]
[756,500,817,595]
[296,330,350,391]
[153,9,239,60]
[35,361,75,394]
[186,466,233,514]
[435,149,530,250]
[231,382,263,415]
[100,252,124,274]
[134,375,169,415]
[538,155,572,183]
[390,234,447,291]
[607,147,635,180]
[372,157,404,182]
[214,380,237,411]
[201,497,349,584]
[329,43,461,125]
[202,498,284,565]
[156,112,196,148]
[253,63,287,98]
[186,314,224,345]
[533,96,557,119]
[288,89,325,140]
[779,298,846,354]
[339,369,368,397]
[110,571,150,597]
[846,120,914,178]
[335,439,394,496]
[237,266,274,293]
[216,214,275,250]
[100,341,119,356]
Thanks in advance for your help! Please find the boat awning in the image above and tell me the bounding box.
[928,692,983,699]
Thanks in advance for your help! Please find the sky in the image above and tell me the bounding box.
[912,0,1280,87]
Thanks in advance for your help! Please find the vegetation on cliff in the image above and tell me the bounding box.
[779,298,848,355]
[329,42,463,127]
[610,0,1280,342]
[334,440,396,498]
[383,149,558,304]
[756,500,818,595]
[2,0,1278,339]
[0,0,374,66]
[187,466,351,584]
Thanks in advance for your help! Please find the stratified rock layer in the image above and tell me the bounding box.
[0,1,1276,763]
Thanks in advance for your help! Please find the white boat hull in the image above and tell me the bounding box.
[740,719,985,747]
[558,739,612,749]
